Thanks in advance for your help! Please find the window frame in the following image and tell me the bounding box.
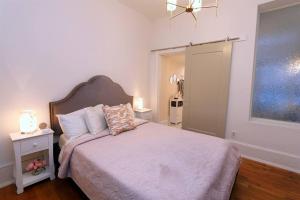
[249,3,300,129]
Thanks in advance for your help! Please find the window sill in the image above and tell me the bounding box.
[249,117,300,131]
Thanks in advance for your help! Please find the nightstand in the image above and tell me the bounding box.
[10,129,55,194]
[134,108,152,121]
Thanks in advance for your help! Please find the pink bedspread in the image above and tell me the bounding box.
[59,122,240,200]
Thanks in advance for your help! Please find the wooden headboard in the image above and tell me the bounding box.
[49,75,133,135]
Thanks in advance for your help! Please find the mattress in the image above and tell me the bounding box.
[59,122,240,200]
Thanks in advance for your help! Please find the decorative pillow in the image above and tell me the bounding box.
[126,103,135,118]
[84,104,107,135]
[57,108,89,139]
[103,104,136,136]
[125,103,149,126]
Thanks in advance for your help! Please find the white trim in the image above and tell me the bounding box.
[232,140,300,159]
[248,5,260,121]
[0,162,14,189]
[0,179,14,189]
[150,48,186,122]
[250,117,300,131]
[241,155,300,174]
[0,162,13,169]
[230,140,300,174]
[250,1,300,130]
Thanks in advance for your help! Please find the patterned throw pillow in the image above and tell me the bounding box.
[102,104,136,136]
[126,103,135,119]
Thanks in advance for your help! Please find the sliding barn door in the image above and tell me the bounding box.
[182,42,233,138]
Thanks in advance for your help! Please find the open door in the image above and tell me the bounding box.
[182,42,233,138]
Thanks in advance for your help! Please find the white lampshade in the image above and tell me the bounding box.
[20,110,37,133]
[135,97,144,110]
[193,0,203,12]
[167,0,177,12]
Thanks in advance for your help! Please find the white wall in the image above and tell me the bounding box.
[0,0,151,186]
[1,0,299,189]
[151,0,300,173]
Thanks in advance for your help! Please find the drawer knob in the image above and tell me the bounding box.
[33,143,38,147]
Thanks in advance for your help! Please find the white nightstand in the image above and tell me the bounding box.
[134,108,152,121]
[10,129,55,194]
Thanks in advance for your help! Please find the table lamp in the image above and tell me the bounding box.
[20,110,37,134]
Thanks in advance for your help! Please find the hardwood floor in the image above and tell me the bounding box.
[1,158,299,200]
[231,158,300,200]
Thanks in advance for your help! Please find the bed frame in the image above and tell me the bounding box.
[49,75,133,135]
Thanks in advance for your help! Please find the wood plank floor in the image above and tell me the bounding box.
[1,158,299,200]
[231,159,300,200]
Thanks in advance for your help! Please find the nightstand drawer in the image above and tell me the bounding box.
[135,111,152,120]
[21,135,49,155]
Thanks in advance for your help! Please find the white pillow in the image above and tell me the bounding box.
[84,104,107,135]
[57,108,89,139]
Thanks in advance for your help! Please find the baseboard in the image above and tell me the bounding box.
[159,120,169,125]
[0,179,14,189]
[230,140,300,174]
[0,162,14,189]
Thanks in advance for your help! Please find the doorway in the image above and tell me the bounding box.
[151,41,233,138]
[158,52,185,127]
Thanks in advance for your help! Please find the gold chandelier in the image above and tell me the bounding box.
[166,0,219,22]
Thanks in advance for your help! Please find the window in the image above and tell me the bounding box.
[252,4,300,123]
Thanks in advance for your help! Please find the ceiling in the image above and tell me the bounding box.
[118,0,217,20]
[118,0,167,20]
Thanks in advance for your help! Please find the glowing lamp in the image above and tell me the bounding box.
[167,0,177,12]
[20,110,37,134]
[193,0,203,12]
[135,97,144,111]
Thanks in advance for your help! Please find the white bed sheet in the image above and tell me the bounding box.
[59,122,240,200]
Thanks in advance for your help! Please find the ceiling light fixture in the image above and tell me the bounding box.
[166,0,219,22]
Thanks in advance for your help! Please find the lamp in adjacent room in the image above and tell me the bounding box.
[135,97,144,111]
[20,110,38,134]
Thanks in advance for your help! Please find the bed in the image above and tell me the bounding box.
[50,75,240,200]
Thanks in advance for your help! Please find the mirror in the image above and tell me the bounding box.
[169,74,177,84]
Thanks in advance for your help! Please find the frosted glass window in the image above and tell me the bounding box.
[252,5,300,123]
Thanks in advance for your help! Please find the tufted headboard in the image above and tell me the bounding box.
[49,75,133,135]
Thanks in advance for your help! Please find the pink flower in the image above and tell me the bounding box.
[25,162,34,171]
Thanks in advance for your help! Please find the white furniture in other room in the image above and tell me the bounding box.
[170,97,183,124]
[10,129,55,194]
[134,108,152,121]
